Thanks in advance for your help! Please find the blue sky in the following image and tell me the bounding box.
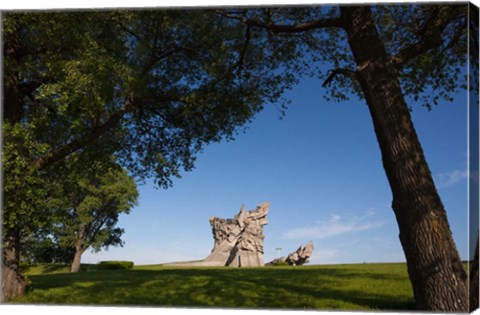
[83,71,470,266]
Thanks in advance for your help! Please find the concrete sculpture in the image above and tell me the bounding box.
[266,241,314,266]
[165,202,269,267]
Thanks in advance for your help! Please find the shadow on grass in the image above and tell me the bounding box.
[20,263,70,275]
[19,266,415,310]
[42,264,71,274]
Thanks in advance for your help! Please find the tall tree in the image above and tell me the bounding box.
[2,10,302,300]
[18,156,137,271]
[217,3,475,311]
[54,156,138,273]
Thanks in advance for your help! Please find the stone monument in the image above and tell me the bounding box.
[266,241,314,266]
[165,202,269,267]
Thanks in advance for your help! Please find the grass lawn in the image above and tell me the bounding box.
[13,262,415,310]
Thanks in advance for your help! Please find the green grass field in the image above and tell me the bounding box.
[13,262,415,310]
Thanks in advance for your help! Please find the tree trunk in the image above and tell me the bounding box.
[70,249,83,273]
[3,18,24,125]
[471,236,479,312]
[2,21,28,302]
[71,225,86,273]
[341,6,468,311]
[1,228,26,302]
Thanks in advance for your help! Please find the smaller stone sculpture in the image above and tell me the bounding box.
[266,241,314,266]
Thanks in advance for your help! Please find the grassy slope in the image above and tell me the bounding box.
[13,263,415,310]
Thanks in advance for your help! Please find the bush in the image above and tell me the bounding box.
[271,261,290,266]
[97,261,134,270]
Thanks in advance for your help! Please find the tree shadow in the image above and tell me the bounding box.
[20,266,415,310]
[42,264,70,274]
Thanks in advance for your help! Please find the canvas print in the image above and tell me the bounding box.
[1,1,479,313]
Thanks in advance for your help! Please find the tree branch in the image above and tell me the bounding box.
[442,17,467,52]
[85,215,108,246]
[389,34,443,67]
[32,39,198,171]
[34,91,136,171]
[234,25,251,74]
[389,6,466,67]
[33,89,186,171]
[322,68,357,87]
[215,10,343,33]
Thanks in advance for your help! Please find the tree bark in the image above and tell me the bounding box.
[471,236,479,312]
[341,6,468,311]
[70,248,84,273]
[3,18,24,125]
[2,22,28,302]
[71,224,87,273]
[1,229,26,302]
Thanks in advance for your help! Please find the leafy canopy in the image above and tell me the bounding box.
[216,4,471,109]
[2,9,305,234]
[52,155,138,254]
[3,4,472,238]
